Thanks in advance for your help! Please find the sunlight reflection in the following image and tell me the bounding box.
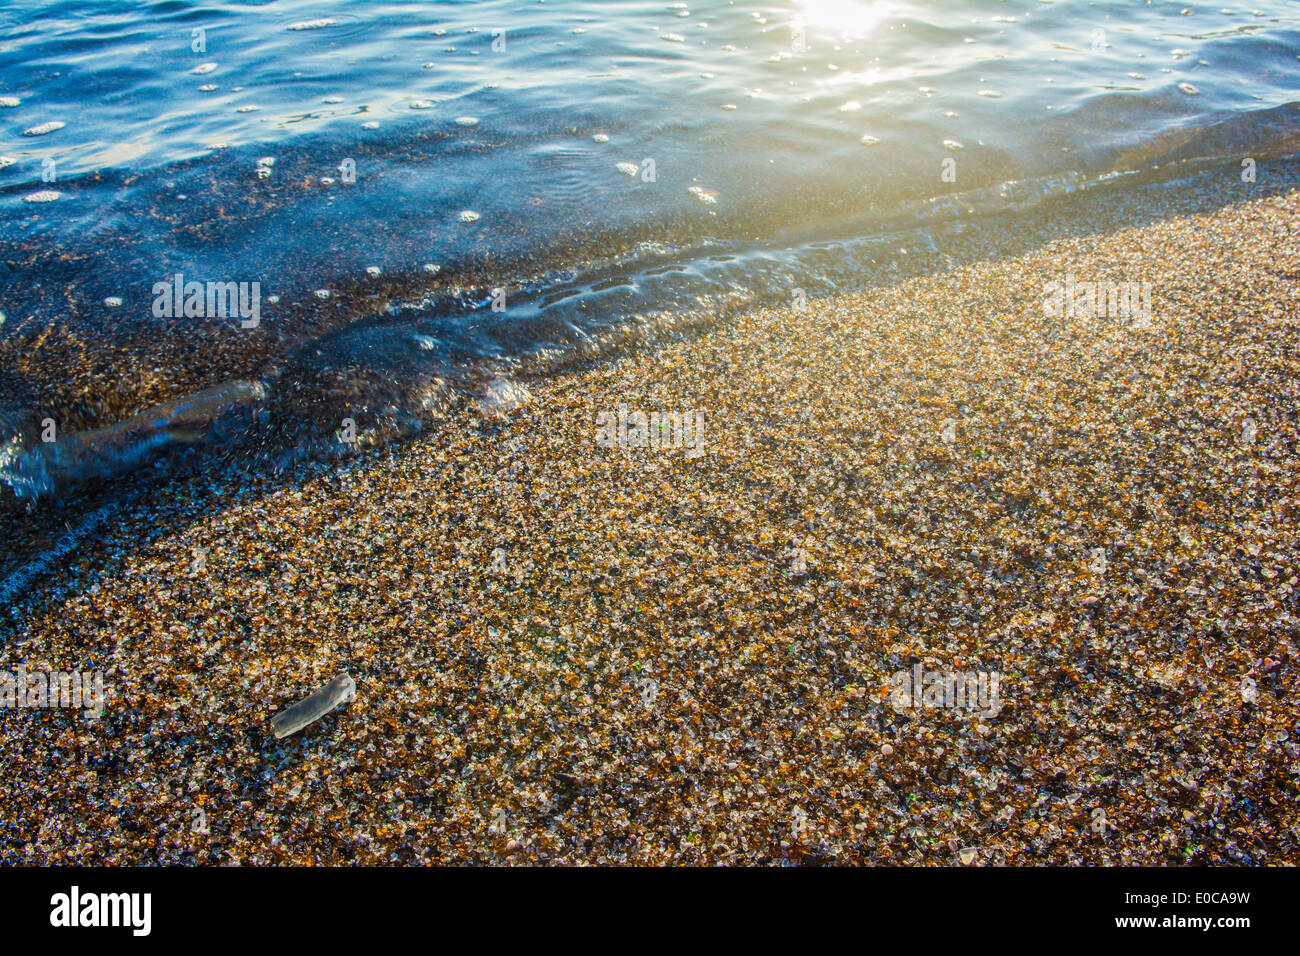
[796,0,896,40]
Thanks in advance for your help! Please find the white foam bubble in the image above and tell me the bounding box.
[475,377,531,417]
[22,121,65,136]
[287,18,338,30]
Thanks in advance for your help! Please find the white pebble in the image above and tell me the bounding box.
[22,190,60,202]
[458,210,480,223]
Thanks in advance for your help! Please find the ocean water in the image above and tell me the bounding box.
[2,0,1299,495]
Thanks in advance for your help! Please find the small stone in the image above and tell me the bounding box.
[270,673,356,739]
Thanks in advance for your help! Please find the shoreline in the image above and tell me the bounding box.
[4,156,1296,579]
[2,177,1298,864]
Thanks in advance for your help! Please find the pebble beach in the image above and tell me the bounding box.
[2,177,1298,866]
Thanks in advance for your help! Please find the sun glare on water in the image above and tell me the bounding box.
[796,0,896,39]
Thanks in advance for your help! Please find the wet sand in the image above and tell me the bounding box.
[2,180,1298,865]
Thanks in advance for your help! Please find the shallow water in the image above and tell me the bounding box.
[2,0,1299,493]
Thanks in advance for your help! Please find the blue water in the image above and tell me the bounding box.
[1,0,1299,493]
